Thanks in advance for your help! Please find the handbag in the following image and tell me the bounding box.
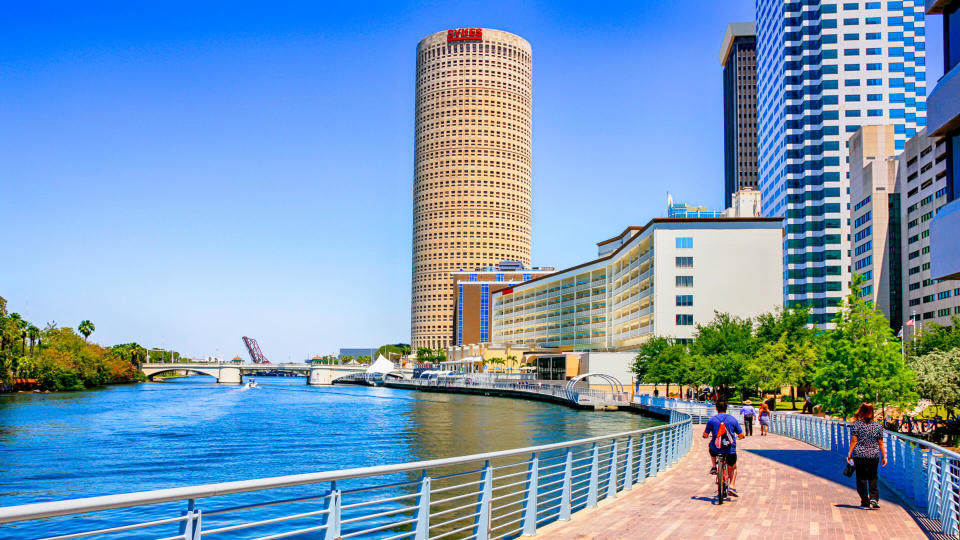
[843,459,855,478]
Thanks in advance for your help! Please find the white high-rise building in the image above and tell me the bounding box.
[756,0,928,325]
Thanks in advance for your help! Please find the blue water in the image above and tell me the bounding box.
[0,376,658,537]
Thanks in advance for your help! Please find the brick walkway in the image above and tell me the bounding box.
[537,431,943,539]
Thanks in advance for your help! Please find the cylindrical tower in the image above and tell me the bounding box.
[412,28,532,351]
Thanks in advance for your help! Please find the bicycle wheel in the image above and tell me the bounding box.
[716,458,725,504]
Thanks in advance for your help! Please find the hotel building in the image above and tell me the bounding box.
[849,125,902,324]
[721,22,760,208]
[756,0,928,325]
[412,28,533,350]
[927,0,960,281]
[452,261,554,347]
[900,128,959,326]
[490,218,784,351]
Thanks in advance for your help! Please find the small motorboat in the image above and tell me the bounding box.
[245,379,259,389]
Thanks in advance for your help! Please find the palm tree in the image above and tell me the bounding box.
[78,320,95,342]
[26,325,39,356]
[8,313,26,355]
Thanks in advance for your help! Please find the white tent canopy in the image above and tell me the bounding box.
[366,355,397,375]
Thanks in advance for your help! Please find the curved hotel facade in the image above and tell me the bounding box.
[412,28,533,350]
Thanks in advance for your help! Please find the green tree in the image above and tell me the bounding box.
[632,336,673,391]
[689,312,756,398]
[812,275,917,418]
[907,316,960,357]
[910,348,960,420]
[78,320,95,342]
[416,347,433,360]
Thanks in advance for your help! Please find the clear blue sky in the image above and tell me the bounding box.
[1,2,943,361]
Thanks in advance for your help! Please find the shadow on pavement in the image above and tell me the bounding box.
[745,446,948,540]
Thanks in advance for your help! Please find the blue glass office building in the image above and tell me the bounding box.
[756,0,928,324]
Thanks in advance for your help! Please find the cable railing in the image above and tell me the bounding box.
[771,412,960,536]
[0,408,693,539]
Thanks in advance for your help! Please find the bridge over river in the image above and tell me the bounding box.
[141,362,413,385]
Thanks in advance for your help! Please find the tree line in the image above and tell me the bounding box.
[632,276,920,419]
[0,295,170,392]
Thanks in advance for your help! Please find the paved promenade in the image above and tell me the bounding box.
[539,431,942,539]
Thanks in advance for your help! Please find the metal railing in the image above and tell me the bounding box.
[633,395,724,424]
[391,378,632,406]
[0,409,692,539]
[771,412,960,536]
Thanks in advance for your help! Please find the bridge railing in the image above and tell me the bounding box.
[771,412,960,536]
[633,395,722,424]
[0,412,693,539]
[394,378,632,406]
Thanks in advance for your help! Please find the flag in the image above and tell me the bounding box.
[906,319,916,327]
[898,327,904,338]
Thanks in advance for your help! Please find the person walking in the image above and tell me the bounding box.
[847,402,887,509]
[740,399,757,436]
[758,403,771,436]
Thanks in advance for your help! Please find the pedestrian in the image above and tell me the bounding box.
[847,402,887,509]
[802,394,814,414]
[758,403,771,436]
[764,395,777,414]
[740,399,757,436]
[654,388,659,397]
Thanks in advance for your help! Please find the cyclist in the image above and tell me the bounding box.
[703,400,745,497]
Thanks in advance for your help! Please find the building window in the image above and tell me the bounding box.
[675,237,693,249]
[480,284,489,343]
[496,274,504,282]
[457,284,464,346]
[675,256,693,268]
[676,295,693,307]
[676,276,694,287]
[469,274,478,282]
[676,314,694,326]
[522,273,532,281]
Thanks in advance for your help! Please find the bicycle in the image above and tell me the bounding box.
[716,454,728,504]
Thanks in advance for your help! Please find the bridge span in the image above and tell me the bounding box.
[140,362,413,385]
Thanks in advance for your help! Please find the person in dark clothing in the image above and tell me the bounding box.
[847,402,887,509]
[764,396,776,413]
[740,400,757,436]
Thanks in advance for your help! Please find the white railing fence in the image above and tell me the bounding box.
[772,412,960,536]
[392,378,633,406]
[0,411,692,540]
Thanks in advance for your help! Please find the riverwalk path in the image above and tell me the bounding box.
[538,431,943,540]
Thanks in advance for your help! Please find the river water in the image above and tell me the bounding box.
[0,375,659,538]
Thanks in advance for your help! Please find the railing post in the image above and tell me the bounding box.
[928,451,941,519]
[587,443,600,508]
[649,431,660,477]
[638,433,648,483]
[414,473,431,540]
[323,486,341,540]
[606,439,618,499]
[671,426,679,464]
[473,461,493,540]
[559,448,573,521]
[178,499,201,540]
[624,436,635,491]
[521,453,539,536]
[939,456,951,533]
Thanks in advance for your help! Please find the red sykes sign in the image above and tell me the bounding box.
[447,28,482,42]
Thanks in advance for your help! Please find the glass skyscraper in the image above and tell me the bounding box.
[756,0,928,324]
